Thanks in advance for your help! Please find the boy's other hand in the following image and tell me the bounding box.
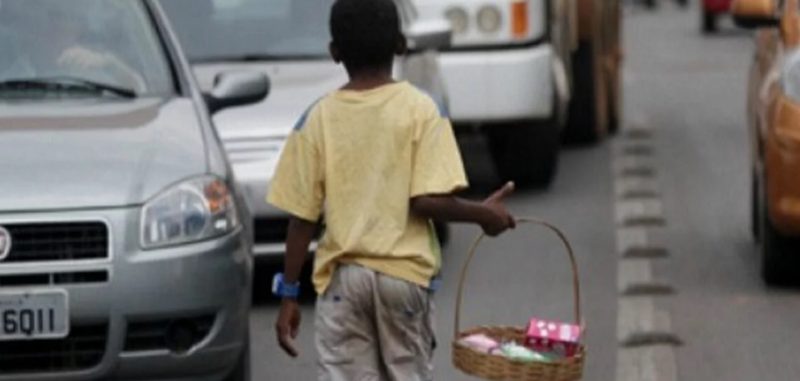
[275,299,302,357]
[481,181,516,236]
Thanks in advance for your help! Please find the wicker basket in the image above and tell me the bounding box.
[451,218,585,381]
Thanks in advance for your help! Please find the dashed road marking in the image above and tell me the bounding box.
[621,189,661,200]
[621,283,676,296]
[618,346,679,381]
[623,216,667,227]
[618,260,654,290]
[623,246,670,259]
[615,199,664,226]
[615,177,661,199]
[616,227,649,254]
[614,126,679,381]
[620,166,657,178]
[620,144,655,157]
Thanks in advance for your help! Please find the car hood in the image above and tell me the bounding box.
[0,98,207,212]
[193,61,346,178]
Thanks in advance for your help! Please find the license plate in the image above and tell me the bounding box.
[0,290,69,341]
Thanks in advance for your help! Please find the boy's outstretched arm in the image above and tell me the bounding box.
[411,181,517,236]
[275,216,317,358]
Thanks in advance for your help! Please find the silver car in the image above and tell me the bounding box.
[161,0,452,260]
[0,1,268,380]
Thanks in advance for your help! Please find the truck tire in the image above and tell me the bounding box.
[488,121,560,188]
[702,11,718,34]
[564,40,608,143]
[606,2,623,135]
[752,171,761,241]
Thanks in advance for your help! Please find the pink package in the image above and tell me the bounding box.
[458,334,500,354]
[524,318,582,357]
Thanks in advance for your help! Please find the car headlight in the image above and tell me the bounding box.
[445,7,469,35]
[782,48,800,103]
[477,5,502,34]
[141,176,239,249]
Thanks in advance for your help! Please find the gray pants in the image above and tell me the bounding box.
[315,264,436,381]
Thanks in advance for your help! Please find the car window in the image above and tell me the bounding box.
[0,0,174,98]
[161,0,334,62]
[161,0,412,63]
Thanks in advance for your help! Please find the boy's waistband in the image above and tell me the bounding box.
[336,263,441,294]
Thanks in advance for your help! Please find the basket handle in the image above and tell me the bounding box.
[453,218,582,337]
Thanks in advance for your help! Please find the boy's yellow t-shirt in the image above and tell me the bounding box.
[267,81,468,294]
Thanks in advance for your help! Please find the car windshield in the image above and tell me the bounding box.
[0,0,173,99]
[161,0,333,62]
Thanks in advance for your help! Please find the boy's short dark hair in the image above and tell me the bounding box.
[330,0,403,72]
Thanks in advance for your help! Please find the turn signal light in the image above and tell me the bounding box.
[511,0,529,39]
[205,179,229,214]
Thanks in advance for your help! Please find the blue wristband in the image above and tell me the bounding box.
[272,273,300,299]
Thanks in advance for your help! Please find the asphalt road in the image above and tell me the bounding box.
[626,3,800,381]
[248,3,800,381]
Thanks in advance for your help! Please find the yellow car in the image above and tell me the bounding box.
[733,0,800,284]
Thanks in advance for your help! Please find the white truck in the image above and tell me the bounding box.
[414,0,622,186]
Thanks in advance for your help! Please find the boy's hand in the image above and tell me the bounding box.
[275,299,301,357]
[481,181,516,236]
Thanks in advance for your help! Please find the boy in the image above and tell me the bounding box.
[267,0,516,379]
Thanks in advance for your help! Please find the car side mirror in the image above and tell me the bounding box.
[732,0,780,29]
[204,71,269,114]
[406,18,452,51]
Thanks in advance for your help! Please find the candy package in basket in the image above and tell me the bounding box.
[525,318,582,357]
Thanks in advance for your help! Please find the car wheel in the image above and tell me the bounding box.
[752,170,761,241]
[760,181,795,286]
[223,338,251,381]
[488,121,560,188]
[702,11,718,34]
[564,39,609,144]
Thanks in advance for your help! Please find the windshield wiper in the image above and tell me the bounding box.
[0,77,137,98]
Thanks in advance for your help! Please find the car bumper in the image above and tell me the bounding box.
[439,43,557,124]
[0,208,252,381]
[703,0,731,13]
[766,95,800,235]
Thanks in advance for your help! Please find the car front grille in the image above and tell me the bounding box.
[2,222,109,263]
[0,323,108,374]
[0,270,109,287]
[253,218,290,244]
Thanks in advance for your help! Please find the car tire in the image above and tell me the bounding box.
[564,40,608,144]
[760,180,795,286]
[752,171,761,241]
[223,337,251,381]
[488,121,560,188]
[702,11,718,34]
